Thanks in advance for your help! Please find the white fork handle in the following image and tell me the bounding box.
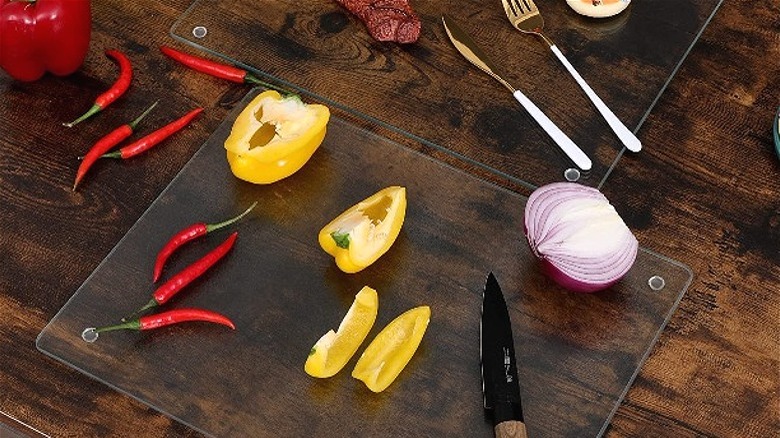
[512,90,592,171]
[550,45,642,152]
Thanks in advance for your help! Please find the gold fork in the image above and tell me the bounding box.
[501,0,642,152]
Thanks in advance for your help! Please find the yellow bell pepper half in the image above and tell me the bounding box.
[318,186,407,273]
[224,90,330,184]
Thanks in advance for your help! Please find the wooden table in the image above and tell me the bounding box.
[1,0,777,436]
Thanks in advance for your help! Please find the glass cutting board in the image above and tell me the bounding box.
[38,90,692,437]
[170,0,722,188]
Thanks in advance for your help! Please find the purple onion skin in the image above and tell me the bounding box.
[539,258,620,293]
[523,225,622,293]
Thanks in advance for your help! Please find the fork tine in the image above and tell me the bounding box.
[511,0,523,14]
[508,0,535,16]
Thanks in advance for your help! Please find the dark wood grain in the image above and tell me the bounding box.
[0,0,777,437]
[598,1,780,436]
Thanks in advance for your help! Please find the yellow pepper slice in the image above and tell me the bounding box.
[352,305,431,393]
[224,90,330,184]
[305,286,378,378]
[318,186,407,273]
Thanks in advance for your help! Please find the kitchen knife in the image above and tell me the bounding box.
[481,272,528,438]
[442,15,592,171]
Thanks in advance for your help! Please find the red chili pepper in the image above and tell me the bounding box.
[64,49,134,128]
[139,308,235,330]
[101,107,204,159]
[153,202,257,283]
[124,232,238,320]
[160,45,283,91]
[72,101,158,191]
[82,308,235,342]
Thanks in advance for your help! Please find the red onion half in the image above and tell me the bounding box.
[524,182,638,293]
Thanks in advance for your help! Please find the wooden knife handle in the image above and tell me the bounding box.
[495,420,528,438]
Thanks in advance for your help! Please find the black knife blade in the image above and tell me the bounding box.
[481,272,528,438]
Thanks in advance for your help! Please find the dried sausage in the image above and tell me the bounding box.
[335,0,421,43]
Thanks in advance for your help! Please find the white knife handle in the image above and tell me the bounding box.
[550,45,642,153]
[512,90,592,171]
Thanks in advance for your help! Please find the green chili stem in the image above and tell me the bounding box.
[94,319,142,333]
[245,73,297,97]
[244,73,280,90]
[206,201,258,233]
[63,104,102,128]
[128,101,159,131]
[101,151,123,159]
[120,298,158,322]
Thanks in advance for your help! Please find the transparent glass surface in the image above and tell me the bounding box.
[170,0,723,189]
[38,89,693,437]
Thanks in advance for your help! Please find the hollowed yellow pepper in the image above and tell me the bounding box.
[224,90,330,184]
[318,186,407,273]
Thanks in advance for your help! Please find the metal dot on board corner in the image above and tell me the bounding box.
[648,275,665,291]
[192,26,208,38]
[564,168,581,182]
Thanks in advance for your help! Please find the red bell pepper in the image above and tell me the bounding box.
[0,0,91,82]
